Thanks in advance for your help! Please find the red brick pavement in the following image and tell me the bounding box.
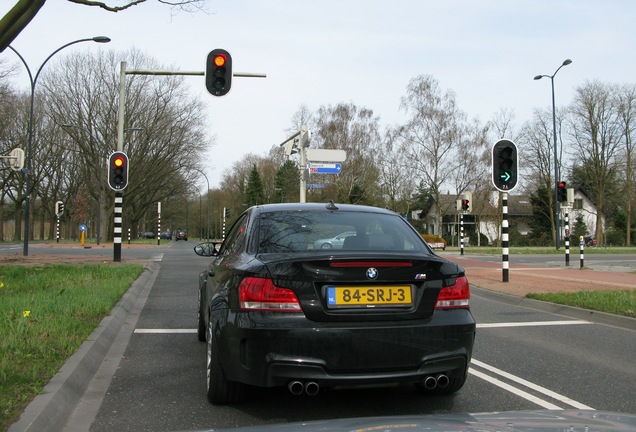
[445,255,636,297]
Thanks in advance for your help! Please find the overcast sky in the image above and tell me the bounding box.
[3,1,636,188]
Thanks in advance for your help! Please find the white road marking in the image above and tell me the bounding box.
[133,321,595,411]
[477,320,591,328]
[134,329,196,334]
[471,359,595,410]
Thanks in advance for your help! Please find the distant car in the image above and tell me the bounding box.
[140,231,155,239]
[175,230,188,241]
[194,202,475,404]
[160,231,172,240]
[312,230,357,249]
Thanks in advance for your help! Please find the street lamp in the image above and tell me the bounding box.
[181,164,210,241]
[8,36,111,256]
[534,58,572,250]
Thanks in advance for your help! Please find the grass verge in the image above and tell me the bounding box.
[526,290,636,318]
[0,263,144,430]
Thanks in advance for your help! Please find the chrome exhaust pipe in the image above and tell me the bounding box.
[423,375,437,390]
[436,374,449,389]
[288,380,304,396]
[305,381,320,396]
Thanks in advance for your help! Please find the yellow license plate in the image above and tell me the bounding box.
[327,286,412,308]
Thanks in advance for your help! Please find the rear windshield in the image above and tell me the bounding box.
[256,210,430,254]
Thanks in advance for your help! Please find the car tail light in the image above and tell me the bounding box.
[435,276,470,309]
[239,277,302,312]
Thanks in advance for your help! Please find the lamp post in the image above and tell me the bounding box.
[182,165,210,241]
[8,36,111,256]
[534,58,572,250]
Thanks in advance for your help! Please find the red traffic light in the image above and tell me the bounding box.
[213,54,226,67]
[113,156,125,168]
[206,49,232,96]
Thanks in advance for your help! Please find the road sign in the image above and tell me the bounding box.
[308,162,341,174]
[307,183,325,188]
[307,149,346,162]
[79,224,87,232]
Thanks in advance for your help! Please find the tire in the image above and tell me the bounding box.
[320,243,332,249]
[206,322,246,404]
[197,287,206,342]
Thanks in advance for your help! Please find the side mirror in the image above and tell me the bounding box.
[193,242,220,257]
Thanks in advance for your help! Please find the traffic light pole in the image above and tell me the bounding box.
[114,60,266,261]
[459,213,464,256]
[501,192,509,283]
[114,192,123,262]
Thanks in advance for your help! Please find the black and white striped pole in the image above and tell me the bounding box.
[564,212,570,266]
[113,192,123,262]
[502,192,509,282]
[156,201,161,246]
[460,213,464,256]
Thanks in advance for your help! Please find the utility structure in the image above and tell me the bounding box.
[534,58,572,250]
[115,54,265,261]
[279,125,312,203]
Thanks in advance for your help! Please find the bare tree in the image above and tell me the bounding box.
[41,48,211,240]
[313,103,381,205]
[568,81,622,244]
[0,0,207,52]
[378,127,416,213]
[614,84,636,245]
[398,75,471,236]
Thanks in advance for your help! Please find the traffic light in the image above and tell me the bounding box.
[55,201,64,217]
[224,207,230,218]
[461,199,470,212]
[492,139,518,191]
[108,151,129,191]
[557,181,567,202]
[206,49,232,96]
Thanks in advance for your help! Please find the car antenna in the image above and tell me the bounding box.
[326,200,339,210]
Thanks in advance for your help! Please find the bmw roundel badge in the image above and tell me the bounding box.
[366,267,378,280]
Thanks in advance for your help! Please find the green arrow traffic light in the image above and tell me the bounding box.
[492,139,518,191]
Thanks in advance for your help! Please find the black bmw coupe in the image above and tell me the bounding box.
[194,202,476,404]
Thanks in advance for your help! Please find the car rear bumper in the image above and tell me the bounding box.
[215,309,475,388]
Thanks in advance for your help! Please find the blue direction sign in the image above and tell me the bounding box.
[307,183,325,189]
[308,162,341,174]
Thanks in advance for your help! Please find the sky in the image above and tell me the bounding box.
[3,0,636,189]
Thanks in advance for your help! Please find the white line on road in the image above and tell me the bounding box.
[477,320,591,329]
[132,325,595,410]
[134,329,196,334]
[470,359,595,410]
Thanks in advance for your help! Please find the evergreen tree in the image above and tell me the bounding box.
[275,160,300,203]
[245,165,265,207]
[528,186,553,245]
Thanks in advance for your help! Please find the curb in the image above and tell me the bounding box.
[9,262,160,432]
[471,285,636,331]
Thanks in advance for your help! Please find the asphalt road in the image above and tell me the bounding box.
[10,241,636,431]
